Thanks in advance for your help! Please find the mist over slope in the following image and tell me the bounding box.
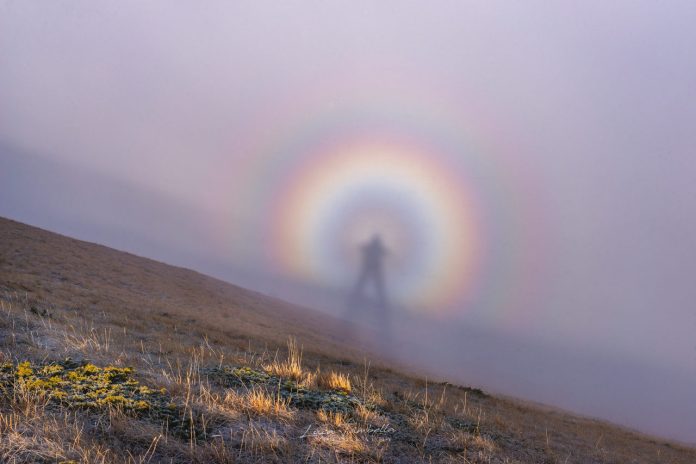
[2,216,696,463]
[2,144,695,443]
[1,213,694,446]
[0,215,350,361]
[263,279,696,445]
[2,3,696,458]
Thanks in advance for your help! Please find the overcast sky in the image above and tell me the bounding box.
[2,1,696,442]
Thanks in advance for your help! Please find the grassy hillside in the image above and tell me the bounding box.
[0,216,693,463]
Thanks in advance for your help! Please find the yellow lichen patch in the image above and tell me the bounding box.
[134,400,150,410]
[40,365,64,376]
[138,385,156,395]
[1,360,168,414]
[50,390,68,400]
[103,366,133,382]
[100,394,128,406]
[16,361,33,378]
[80,363,101,376]
[0,359,207,439]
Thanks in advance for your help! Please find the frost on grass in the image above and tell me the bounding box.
[205,365,364,414]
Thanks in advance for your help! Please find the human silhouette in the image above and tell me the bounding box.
[350,234,388,310]
[340,233,393,352]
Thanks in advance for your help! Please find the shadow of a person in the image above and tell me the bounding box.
[351,234,388,309]
[342,234,391,349]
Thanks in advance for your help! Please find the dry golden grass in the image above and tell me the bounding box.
[316,409,348,428]
[353,403,388,428]
[306,429,367,458]
[1,216,695,463]
[262,338,316,388]
[239,421,292,461]
[317,370,352,394]
[227,388,293,420]
[0,387,118,464]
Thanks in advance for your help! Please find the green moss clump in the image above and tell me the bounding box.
[283,387,362,414]
[205,365,364,415]
[210,365,271,387]
[447,418,481,434]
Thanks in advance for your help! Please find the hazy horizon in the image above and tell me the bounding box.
[2,1,696,443]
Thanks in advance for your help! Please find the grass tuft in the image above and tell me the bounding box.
[318,370,352,394]
[263,337,315,387]
[316,409,348,428]
[225,387,293,420]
